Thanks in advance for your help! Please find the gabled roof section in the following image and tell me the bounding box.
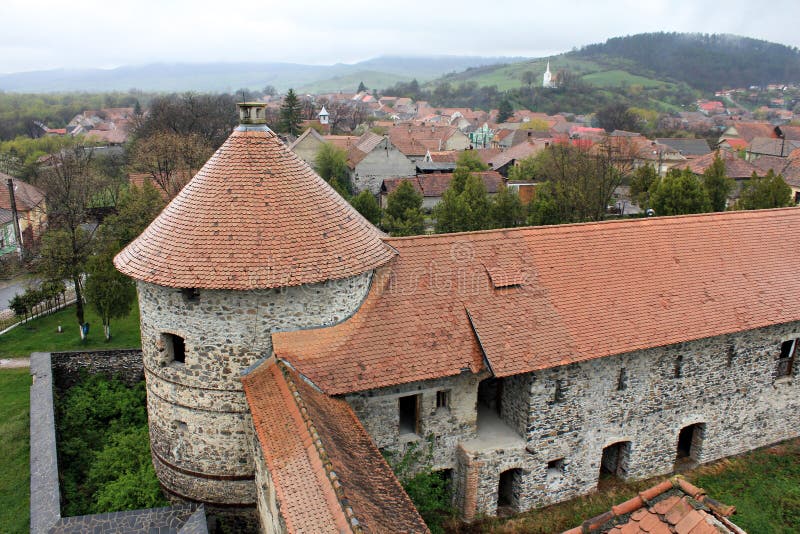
[242,360,428,533]
[686,150,763,179]
[276,208,800,394]
[115,127,394,289]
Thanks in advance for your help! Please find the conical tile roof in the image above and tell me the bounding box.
[114,126,394,290]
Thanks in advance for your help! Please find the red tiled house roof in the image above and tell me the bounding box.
[242,360,428,533]
[0,174,45,212]
[686,151,763,179]
[276,208,800,395]
[115,126,394,290]
[562,477,740,534]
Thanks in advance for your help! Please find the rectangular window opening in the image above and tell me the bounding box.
[163,333,186,364]
[777,338,797,378]
[547,458,565,476]
[617,368,627,391]
[399,394,420,435]
[436,390,450,410]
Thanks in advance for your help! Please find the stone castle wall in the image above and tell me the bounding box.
[345,321,800,518]
[465,320,800,517]
[137,271,372,508]
[345,372,483,469]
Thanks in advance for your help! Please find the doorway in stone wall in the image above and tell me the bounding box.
[477,377,503,416]
[676,423,705,470]
[599,441,631,487]
[496,468,523,516]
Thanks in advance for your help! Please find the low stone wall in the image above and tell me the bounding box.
[29,351,208,533]
[50,349,143,393]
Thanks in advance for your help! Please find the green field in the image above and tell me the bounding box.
[435,57,603,91]
[0,368,31,534]
[581,69,669,88]
[0,300,141,359]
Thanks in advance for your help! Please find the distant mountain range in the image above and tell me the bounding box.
[2,33,798,95]
[0,56,526,94]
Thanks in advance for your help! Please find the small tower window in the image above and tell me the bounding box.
[674,355,684,378]
[617,368,628,391]
[162,333,186,364]
[181,288,200,302]
[777,338,797,378]
[554,379,565,403]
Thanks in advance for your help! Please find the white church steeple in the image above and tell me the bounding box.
[543,60,553,88]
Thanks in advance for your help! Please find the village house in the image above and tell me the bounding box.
[346,131,416,194]
[0,173,47,250]
[388,123,471,161]
[114,103,800,533]
[380,170,504,209]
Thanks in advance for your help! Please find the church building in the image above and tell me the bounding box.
[115,102,800,533]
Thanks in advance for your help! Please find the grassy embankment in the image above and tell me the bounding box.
[0,300,141,359]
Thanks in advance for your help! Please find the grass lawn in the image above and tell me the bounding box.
[0,368,31,534]
[581,69,668,88]
[0,299,141,359]
[450,438,800,533]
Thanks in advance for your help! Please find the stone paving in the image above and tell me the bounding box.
[0,357,29,368]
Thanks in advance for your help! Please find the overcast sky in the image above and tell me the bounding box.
[1,0,798,73]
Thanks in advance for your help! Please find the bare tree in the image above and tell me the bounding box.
[35,146,103,332]
[129,131,212,199]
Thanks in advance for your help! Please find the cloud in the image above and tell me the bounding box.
[0,0,798,73]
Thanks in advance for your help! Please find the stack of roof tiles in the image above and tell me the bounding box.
[275,208,800,395]
[562,477,741,534]
[242,360,429,534]
[114,126,394,289]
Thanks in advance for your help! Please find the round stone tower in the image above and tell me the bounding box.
[114,103,394,515]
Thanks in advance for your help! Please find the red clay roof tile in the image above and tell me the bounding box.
[115,127,394,289]
[277,207,800,395]
[242,360,428,533]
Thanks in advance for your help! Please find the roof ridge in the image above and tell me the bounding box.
[384,207,800,242]
[279,363,362,534]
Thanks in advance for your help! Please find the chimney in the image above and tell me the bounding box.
[237,102,267,127]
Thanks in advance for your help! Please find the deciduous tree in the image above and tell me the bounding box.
[490,186,526,229]
[315,142,352,197]
[129,131,212,199]
[84,240,136,341]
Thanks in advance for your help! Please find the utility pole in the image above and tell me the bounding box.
[6,178,23,260]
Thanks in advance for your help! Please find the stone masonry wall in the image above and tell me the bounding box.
[50,349,143,393]
[137,271,372,508]
[345,372,483,469]
[462,321,800,517]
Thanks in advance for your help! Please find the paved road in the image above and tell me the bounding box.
[0,276,34,311]
[0,358,30,368]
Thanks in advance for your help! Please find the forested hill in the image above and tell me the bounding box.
[573,33,800,91]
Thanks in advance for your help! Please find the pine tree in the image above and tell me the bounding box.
[650,168,711,216]
[490,186,526,229]
[279,89,303,136]
[350,190,382,225]
[382,181,424,236]
[702,153,734,212]
[357,81,368,93]
[496,99,514,123]
[736,170,793,210]
[459,174,491,231]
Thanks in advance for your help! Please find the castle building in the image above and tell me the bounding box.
[116,103,800,533]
